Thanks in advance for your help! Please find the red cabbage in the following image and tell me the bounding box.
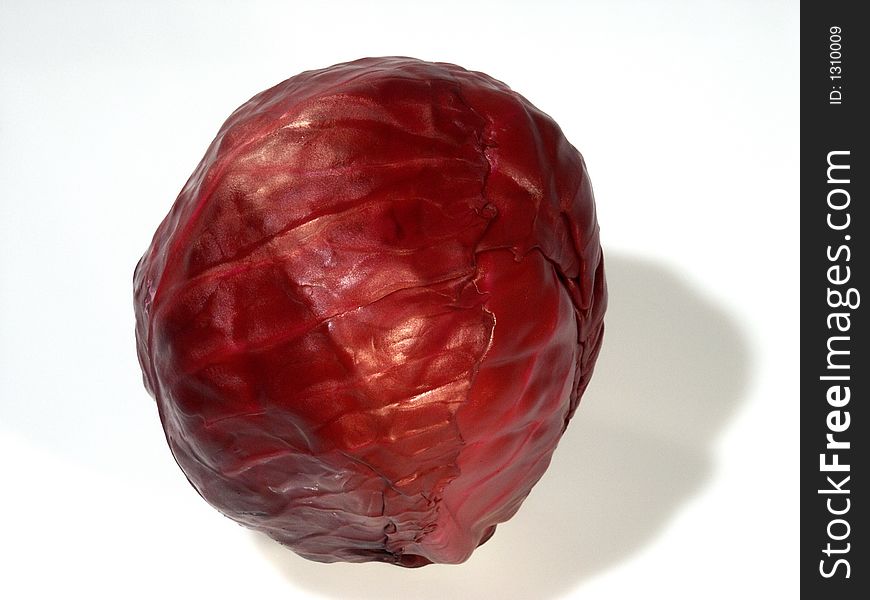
[134,57,606,567]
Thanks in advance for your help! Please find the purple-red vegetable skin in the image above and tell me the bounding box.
[133,57,606,567]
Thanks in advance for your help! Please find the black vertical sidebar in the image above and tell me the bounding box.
[801,2,867,597]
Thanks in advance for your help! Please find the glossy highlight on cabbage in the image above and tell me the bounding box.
[133,57,606,567]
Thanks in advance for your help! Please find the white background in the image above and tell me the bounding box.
[0,1,799,598]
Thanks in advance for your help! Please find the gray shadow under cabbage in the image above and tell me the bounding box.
[251,251,753,599]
